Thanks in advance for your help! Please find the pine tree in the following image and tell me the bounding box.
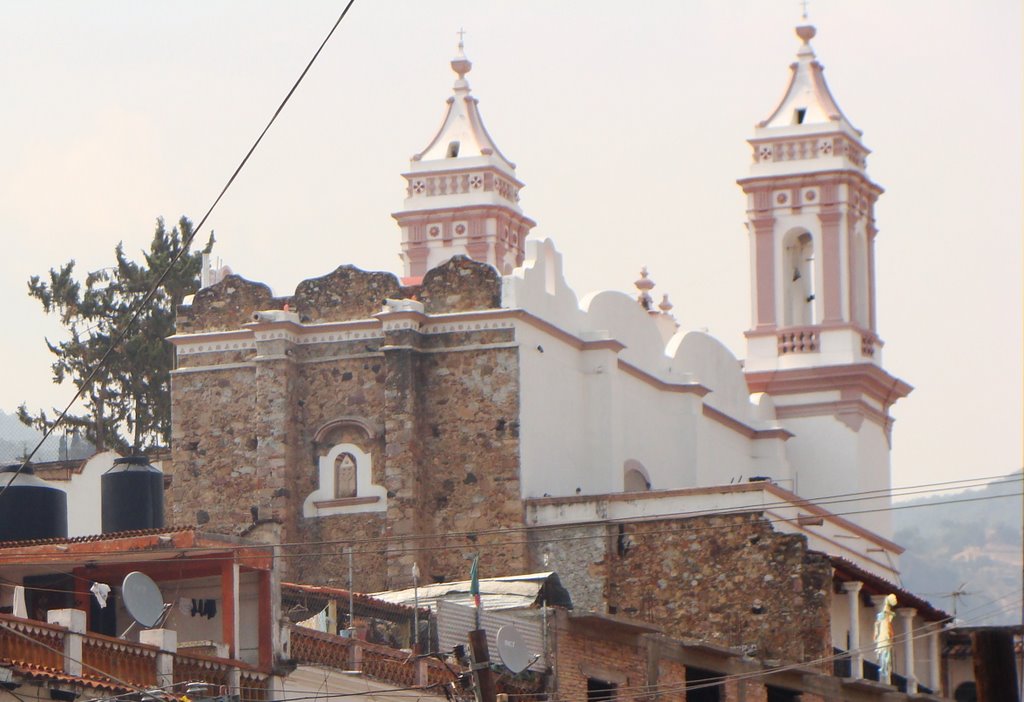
[18,216,213,453]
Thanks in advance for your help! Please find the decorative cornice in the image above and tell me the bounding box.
[745,363,912,410]
[616,360,710,397]
[702,405,793,441]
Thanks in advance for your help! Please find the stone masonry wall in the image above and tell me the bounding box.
[169,258,524,589]
[527,524,609,612]
[605,512,833,666]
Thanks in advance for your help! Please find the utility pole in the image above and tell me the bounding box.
[973,629,1019,702]
[468,629,497,702]
[347,547,355,635]
[412,562,420,652]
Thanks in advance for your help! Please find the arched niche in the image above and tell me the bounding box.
[303,418,387,517]
[623,459,651,492]
[782,228,815,326]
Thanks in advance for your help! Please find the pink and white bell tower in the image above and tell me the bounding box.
[738,25,911,537]
[393,40,535,280]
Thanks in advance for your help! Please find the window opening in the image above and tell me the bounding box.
[447,141,460,158]
[794,107,807,124]
[767,686,800,702]
[685,667,723,702]
[784,230,815,325]
[586,678,616,702]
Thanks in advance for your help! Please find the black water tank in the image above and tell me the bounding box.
[101,456,165,534]
[0,464,69,542]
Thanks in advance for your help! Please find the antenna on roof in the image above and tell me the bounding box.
[120,571,170,637]
[496,625,537,674]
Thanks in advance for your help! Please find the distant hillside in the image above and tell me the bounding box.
[0,409,93,463]
[894,472,1022,626]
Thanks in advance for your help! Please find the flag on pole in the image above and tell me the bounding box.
[469,554,481,609]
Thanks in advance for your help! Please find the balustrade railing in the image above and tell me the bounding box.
[82,632,158,688]
[238,668,271,702]
[778,328,818,354]
[0,613,65,669]
[173,652,234,689]
[290,625,456,689]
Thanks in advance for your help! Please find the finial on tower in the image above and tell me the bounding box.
[451,28,472,84]
[635,267,655,311]
[800,0,809,21]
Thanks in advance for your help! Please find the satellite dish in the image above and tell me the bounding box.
[496,625,530,674]
[122,571,165,628]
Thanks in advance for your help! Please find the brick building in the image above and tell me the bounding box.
[165,23,948,694]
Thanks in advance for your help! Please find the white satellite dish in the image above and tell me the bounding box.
[496,625,530,674]
[122,571,165,628]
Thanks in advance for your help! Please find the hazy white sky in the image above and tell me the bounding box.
[1,1,1020,490]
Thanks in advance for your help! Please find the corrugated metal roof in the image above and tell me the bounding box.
[436,601,546,673]
[283,582,424,618]
[285,664,445,699]
[371,572,571,612]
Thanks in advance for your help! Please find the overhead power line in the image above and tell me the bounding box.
[0,484,1018,569]
[0,0,358,503]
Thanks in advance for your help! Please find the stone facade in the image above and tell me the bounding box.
[168,256,525,590]
[607,513,832,665]
[530,512,833,666]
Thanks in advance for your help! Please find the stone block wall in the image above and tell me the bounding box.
[529,512,833,666]
[605,513,833,665]
[168,257,525,589]
[527,524,609,612]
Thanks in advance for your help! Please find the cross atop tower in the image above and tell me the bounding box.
[800,0,809,21]
[457,27,467,54]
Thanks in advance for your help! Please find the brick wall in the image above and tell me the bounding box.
[552,612,654,702]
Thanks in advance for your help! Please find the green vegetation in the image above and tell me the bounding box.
[18,217,212,453]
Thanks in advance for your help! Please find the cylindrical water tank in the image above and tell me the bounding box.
[101,456,165,534]
[0,464,69,542]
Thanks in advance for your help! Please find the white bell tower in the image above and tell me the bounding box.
[393,39,535,281]
[738,25,911,537]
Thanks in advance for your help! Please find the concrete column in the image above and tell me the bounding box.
[897,607,917,693]
[47,609,85,677]
[268,676,286,702]
[841,581,863,678]
[349,641,363,671]
[140,628,177,689]
[220,557,240,659]
[927,623,941,692]
[227,666,241,697]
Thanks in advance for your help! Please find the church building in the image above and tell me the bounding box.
[166,25,941,691]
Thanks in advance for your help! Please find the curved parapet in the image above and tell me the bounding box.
[672,331,760,422]
[581,289,668,371]
[502,238,584,330]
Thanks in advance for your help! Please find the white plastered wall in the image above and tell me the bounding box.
[778,412,894,539]
[508,239,791,500]
[65,451,118,537]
